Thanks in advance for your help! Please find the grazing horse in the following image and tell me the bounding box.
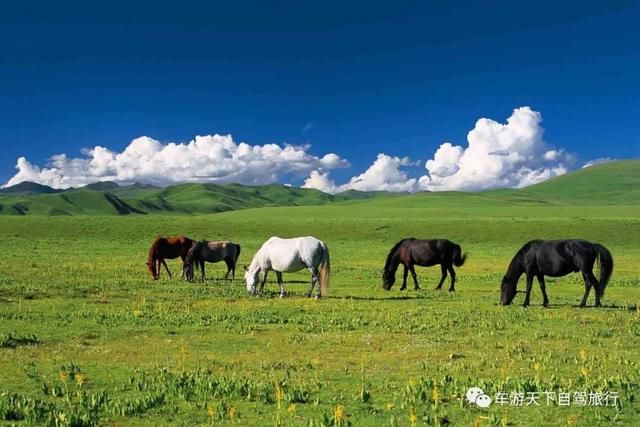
[500,239,613,307]
[382,238,466,291]
[146,236,194,280]
[244,236,330,298]
[183,240,241,282]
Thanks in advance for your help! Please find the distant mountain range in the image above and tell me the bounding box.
[0,160,637,216]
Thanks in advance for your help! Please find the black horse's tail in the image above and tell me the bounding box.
[452,244,467,267]
[234,244,241,266]
[594,243,613,298]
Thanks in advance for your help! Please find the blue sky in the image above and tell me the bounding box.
[1,1,638,191]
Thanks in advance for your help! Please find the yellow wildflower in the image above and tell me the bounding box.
[59,370,68,383]
[409,409,418,427]
[386,402,395,411]
[579,350,587,362]
[287,403,296,415]
[581,366,589,378]
[334,405,345,422]
[432,384,440,404]
[567,415,578,425]
[275,382,284,409]
[228,406,236,419]
[533,362,541,372]
[75,373,86,386]
[207,405,215,417]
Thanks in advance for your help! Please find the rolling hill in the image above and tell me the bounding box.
[0,160,637,215]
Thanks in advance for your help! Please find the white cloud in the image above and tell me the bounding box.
[3,134,349,189]
[582,157,615,168]
[305,107,577,194]
[418,107,573,191]
[303,154,416,193]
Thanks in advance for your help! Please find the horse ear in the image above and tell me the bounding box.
[243,264,248,272]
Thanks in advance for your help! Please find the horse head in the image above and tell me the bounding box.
[500,275,517,305]
[381,268,396,290]
[146,260,158,280]
[244,266,258,294]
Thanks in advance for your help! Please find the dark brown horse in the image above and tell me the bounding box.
[183,240,241,282]
[146,236,194,280]
[382,238,466,291]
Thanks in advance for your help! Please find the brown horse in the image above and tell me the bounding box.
[382,238,466,291]
[146,236,194,280]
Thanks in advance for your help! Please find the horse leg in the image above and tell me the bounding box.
[587,271,601,307]
[276,271,286,297]
[313,268,321,298]
[537,274,549,307]
[259,270,269,295]
[447,265,456,292]
[161,259,172,279]
[154,259,160,280]
[224,258,233,281]
[180,255,186,279]
[408,264,420,290]
[523,273,533,307]
[580,272,593,307]
[200,260,206,282]
[306,268,318,297]
[400,265,408,291]
[435,264,447,290]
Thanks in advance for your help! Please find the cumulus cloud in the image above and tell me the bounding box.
[303,154,416,193]
[3,134,349,189]
[304,107,575,193]
[418,107,573,190]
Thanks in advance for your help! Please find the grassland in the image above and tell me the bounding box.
[0,162,639,426]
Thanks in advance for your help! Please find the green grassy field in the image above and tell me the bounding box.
[1,163,639,426]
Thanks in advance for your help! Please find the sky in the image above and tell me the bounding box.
[1,0,638,192]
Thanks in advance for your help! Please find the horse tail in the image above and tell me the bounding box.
[319,243,331,297]
[594,243,613,298]
[234,244,241,266]
[452,243,467,267]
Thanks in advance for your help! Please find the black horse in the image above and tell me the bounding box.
[382,238,466,291]
[500,240,613,307]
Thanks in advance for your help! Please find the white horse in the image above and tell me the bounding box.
[244,236,330,298]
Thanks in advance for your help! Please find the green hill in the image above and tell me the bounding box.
[512,160,640,203]
[0,160,637,215]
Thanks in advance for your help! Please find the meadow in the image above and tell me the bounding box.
[0,197,639,426]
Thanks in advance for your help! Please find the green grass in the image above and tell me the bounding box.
[0,197,639,426]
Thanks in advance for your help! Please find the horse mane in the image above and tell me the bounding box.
[147,237,164,263]
[506,240,540,279]
[384,238,414,273]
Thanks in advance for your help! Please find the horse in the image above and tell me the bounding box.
[500,239,613,307]
[244,236,330,298]
[146,236,194,280]
[183,240,241,282]
[382,238,466,291]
